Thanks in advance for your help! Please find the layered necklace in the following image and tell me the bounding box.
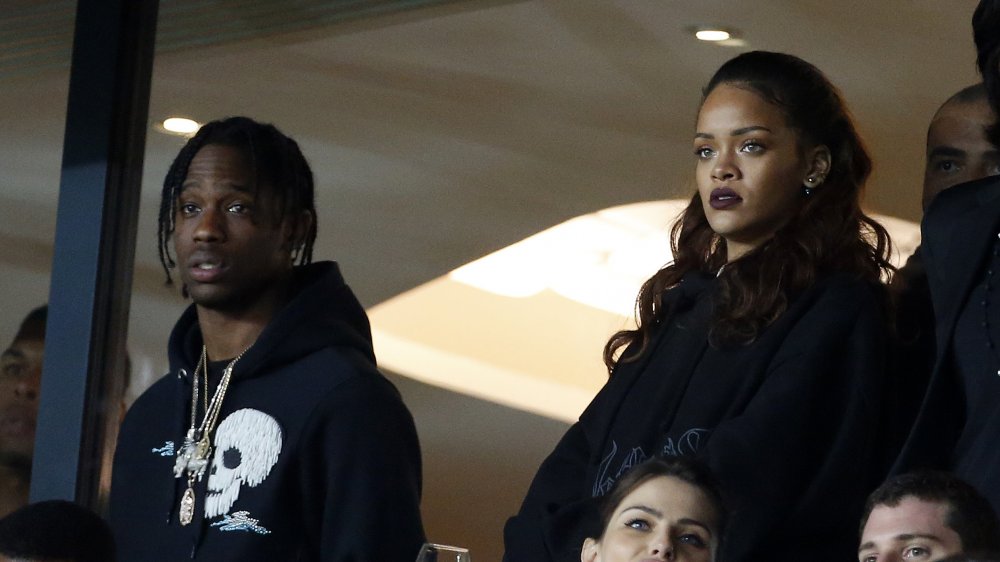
[173,344,249,526]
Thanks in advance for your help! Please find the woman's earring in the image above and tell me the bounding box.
[802,176,821,196]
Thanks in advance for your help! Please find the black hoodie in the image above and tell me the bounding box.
[504,272,891,562]
[110,262,425,561]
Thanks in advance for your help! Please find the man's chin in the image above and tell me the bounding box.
[187,286,238,311]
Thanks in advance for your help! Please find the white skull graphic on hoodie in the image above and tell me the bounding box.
[205,408,283,519]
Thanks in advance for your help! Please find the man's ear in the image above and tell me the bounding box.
[286,210,314,257]
[581,537,600,562]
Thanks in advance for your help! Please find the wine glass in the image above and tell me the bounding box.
[414,543,471,562]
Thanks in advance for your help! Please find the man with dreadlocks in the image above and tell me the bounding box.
[109,117,425,560]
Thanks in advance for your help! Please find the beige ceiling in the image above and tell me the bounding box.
[0,0,985,557]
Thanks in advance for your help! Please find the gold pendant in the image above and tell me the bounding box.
[179,485,196,526]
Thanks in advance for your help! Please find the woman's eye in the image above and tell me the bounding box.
[860,556,877,562]
[677,533,706,547]
[694,146,715,159]
[625,518,650,531]
[740,140,764,153]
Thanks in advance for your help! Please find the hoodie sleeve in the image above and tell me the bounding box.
[296,371,426,561]
[503,420,600,562]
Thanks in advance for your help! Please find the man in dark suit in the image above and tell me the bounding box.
[894,0,1000,513]
[891,84,998,453]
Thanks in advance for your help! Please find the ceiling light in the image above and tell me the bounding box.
[161,117,200,135]
[695,29,731,42]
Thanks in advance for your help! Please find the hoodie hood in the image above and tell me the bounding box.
[167,261,374,380]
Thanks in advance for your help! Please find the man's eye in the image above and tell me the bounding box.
[935,160,960,173]
[903,545,930,559]
[2,364,23,378]
[179,203,199,215]
[228,203,249,214]
[860,556,877,562]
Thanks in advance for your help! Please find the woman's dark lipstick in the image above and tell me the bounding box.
[710,187,741,210]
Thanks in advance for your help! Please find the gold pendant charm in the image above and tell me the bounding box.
[179,485,196,526]
[190,439,212,480]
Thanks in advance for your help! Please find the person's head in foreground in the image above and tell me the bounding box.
[0,500,115,562]
[923,84,999,209]
[581,457,726,562]
[858,471,1000,562]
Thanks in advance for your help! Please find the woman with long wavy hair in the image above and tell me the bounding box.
[504,51,895,562]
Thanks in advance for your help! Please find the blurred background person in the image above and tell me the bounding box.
[893,0,1000,514]
[0,306,45,518]
[0,306,44,465]
[891,84,999,455]
[923,83,1000,209]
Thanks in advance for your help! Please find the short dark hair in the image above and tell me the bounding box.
[157,116,318,285]
[593,457,727,544]
[973,0,1000,144]
[0,500,116,562]
[860,471,1000,552]
[938,83,991,114]
[13,305,46,342]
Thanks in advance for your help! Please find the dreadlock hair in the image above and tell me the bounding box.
[604,51,894,371]
[157,116,318,285]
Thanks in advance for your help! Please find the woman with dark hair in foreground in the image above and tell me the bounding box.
[504,50,894,561]
[581,457,726,562]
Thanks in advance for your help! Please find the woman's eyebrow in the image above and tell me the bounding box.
[694,125,772,140]
[619,505,663,518]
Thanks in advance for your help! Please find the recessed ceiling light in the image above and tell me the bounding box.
[695,29,731,42]
[161,117,200,135]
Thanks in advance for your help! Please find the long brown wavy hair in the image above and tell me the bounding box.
[603,51,894,372]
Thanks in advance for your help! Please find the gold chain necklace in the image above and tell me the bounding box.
[173,344,249,526]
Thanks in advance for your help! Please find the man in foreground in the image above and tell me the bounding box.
[859,471,1000,562]
[110,117,425,560]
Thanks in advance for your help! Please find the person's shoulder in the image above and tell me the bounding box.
[809,272,883,305]
[122,370,179,422]
[279,346,404,407]
[926,174,1000,224]
[786,273,887,330]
